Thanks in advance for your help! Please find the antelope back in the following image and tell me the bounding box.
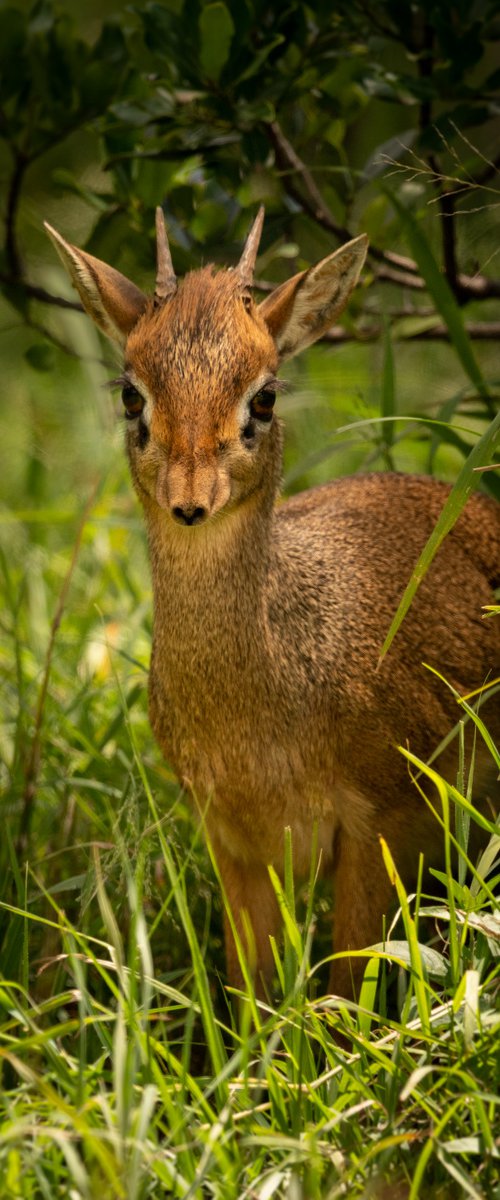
[45,211,368,525]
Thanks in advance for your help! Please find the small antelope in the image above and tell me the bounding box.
[46,208,500,999]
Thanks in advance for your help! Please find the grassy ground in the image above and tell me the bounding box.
[1,318,499,1197]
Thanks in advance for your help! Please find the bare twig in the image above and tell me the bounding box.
[267,120,352,242]
[319,321,500,344]
[23,315,85,359]
[375,265,426,291]
[266,120,419,276]
[454,274,500,300]
[430,149,459,294]
[5,152,28,278]
[0,277,83,312]
[17,479,101,858]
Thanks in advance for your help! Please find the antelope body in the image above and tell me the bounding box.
[46,210,500,998]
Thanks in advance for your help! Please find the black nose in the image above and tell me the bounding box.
[171,504,208,526]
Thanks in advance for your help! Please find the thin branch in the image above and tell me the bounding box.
[22,283,83,311]
[3,146,84,314]
[455,274,500,300]
[439,183,460,294]
[266,120,419,275]
[267,120,352,241]
[320,321,500,344]
[417,18,434,136]
[0,274,83,311]
[5,152,28,277]
[375,265,426,291]
[24,315,85,360]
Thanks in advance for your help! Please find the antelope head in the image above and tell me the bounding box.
[45,208,368,527]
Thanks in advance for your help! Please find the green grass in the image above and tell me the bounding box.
[1,320,499,1197]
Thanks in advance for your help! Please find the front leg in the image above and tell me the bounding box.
[213,843,281,997]
[330,830,395,1000]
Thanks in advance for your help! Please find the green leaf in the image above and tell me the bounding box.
[199,2,234,81]
[370,939,448,979]
[357,957,381,1035]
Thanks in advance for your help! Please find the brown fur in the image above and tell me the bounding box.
[45,219,500,999]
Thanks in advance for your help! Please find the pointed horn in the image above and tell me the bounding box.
[154,206,177,304]
[237,205,265,287]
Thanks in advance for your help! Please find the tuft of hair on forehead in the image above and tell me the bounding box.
[147,265,248,338]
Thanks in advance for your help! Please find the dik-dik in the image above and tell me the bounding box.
[46,208,500,1000]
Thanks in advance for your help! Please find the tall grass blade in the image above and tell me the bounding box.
[379,404,500,659]
[379,837,431,1035]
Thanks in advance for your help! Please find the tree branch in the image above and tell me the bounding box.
[3,146,85,314]
[437,179,459,294]
[320,321,500,344]
[455,273,500,300]
[24,315,84,360]
[266,120,418,275]
[0,274,83,311]
[374,265,426,291]
[5,152,28,278]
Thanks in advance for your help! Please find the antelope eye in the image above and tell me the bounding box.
[249,387,276,424]
[122,383,144,419]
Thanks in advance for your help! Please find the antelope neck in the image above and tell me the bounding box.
[147,488,275,662]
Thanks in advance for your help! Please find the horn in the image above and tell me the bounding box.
[154,206,177,304]
[237,205,265,287]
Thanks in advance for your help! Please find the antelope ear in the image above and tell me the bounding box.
[44,222,149,345]
[259,234,368,362]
